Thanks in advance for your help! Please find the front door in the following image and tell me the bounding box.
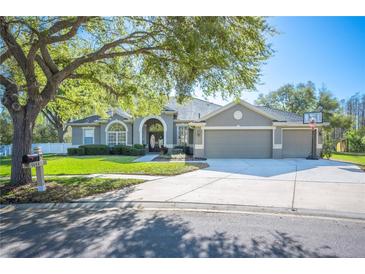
[149,132,163,152]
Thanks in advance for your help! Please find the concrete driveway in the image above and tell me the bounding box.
[81,159,365,216]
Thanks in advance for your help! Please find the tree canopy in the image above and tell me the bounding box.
[0,16,274,184]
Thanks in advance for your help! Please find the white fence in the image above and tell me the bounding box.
[0,143,77,156]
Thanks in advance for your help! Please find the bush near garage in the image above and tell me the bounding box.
[173,145,193,155]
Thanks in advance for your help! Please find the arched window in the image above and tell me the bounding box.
[107,123,126,146]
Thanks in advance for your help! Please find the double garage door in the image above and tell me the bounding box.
[204,129,312,158]
[205,130,272,158]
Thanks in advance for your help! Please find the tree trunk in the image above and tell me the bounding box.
[10,108,38,185]
[56,125,65,143]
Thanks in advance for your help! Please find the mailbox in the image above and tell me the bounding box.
[22,154,40,164]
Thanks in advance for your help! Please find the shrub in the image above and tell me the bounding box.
[79,144,110,155]
[132,144,145,150]
[129,148,145,156]
[172,148,184,155]
[160,146,168,155]
[111,145,145,156]
[67,147,85,156]
[321,141,333,159]
[110,145,127,155]
[173,145,193,155]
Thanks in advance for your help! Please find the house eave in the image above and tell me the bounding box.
[67,122,99,126]
[273,122,330,127]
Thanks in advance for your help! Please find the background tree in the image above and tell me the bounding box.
[0,16,274,184]
[255,81,316,115]
[344,92,365,130]
[316,87,339,121]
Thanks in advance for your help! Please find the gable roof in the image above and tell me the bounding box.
[199,99,280,121]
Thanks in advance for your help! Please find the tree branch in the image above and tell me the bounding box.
[0,74,17,93]
[41,108,57,126]
[35,54,52,78]
[69,73,124,98]
[46,17,90,44]
[0,17,27,73]
[0,17,39,97]
[39,42,59,74]
[0,74,21,111]
[56,46,163,83]
[0,50,11,64]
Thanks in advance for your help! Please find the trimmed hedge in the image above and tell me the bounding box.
[132,144,145,150]
[79,144,110,155]
[67,147,85,156]
[111,145,145,156]
[67,144,145,156]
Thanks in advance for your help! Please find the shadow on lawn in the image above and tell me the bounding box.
[0,208,336,258]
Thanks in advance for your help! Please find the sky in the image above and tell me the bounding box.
[197,16,365,106]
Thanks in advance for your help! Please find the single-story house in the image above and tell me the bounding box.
[68,97,327,158]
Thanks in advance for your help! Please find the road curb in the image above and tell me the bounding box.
[1,201,364,222]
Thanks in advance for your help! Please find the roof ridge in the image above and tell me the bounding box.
[169,96,222,107]
[256,105,301,116]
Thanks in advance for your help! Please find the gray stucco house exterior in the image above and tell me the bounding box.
[68,98,326,158]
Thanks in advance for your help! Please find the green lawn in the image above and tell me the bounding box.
[0,177,144,204]
[0,155,208,177]
[330,152,365,166]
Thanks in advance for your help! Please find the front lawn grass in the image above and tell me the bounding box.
[330,152,365,171]
[0,177,144,204]
[0,155,208,176]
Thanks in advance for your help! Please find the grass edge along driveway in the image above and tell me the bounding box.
[0,177,144,204]
[330,152,365,170]
[0,155,208,177]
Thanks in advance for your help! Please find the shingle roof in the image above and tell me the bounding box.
[69,98,302,125]
[166,97,222,121]
[69,115,101,124]
[256,106,303,122]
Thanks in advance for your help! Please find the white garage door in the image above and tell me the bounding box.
[205,130,272,158]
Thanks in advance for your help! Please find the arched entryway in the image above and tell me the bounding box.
[139,116,167,152]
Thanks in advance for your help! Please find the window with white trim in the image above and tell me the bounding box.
[83,128,94,144]
[177,125,189,145]
[107,123,126,146]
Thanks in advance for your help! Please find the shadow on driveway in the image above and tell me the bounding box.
[0,208,336,258]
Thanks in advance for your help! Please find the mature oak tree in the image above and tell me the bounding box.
[0,16,273,185]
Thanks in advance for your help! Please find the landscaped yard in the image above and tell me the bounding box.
[330,152,365,168]
[0,155,208,177]
[0,177,143,204]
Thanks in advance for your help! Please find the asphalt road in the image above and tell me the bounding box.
[1,207,364,258]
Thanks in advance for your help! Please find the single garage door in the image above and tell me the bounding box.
[205,130,272,158]
[282,129,312,158]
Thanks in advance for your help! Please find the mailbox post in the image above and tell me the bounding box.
[22,147,47,192]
